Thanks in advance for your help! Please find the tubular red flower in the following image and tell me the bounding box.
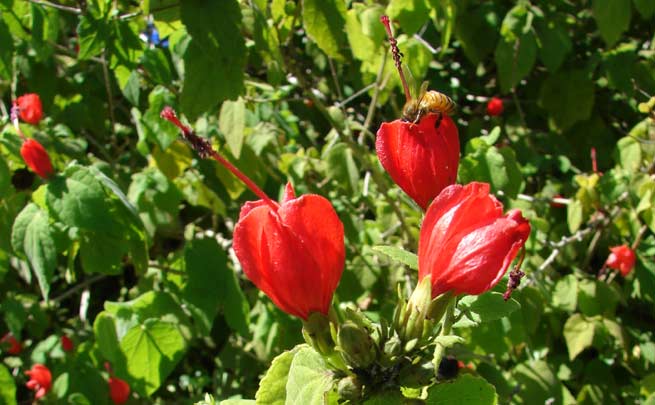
[25,364,52,400]
[376,113,459,210]
[61,335,74,352]
[605,245,636,276]
[233,183,345,320]
[16,93,43,125]
[20,138,54,179]
[108,376,130,404]
[486,97,504,116]
[1,333,22,355]
[418,182,531,297]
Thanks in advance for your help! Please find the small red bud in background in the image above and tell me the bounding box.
[15,93,43,125]
[108,376,131,404]
[20,138,54,179]
[1,333,22,355]
[25,364,52,400]
[605,245,636,276]
[486,97,504,116]
[61,335,74,352]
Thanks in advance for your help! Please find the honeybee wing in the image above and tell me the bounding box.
[416,81,429,105]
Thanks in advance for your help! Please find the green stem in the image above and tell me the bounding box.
[432,297,456,376]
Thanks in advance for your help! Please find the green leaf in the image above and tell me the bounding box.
[602,43,638,94]
[539,70,595,131]
[494,6,537,92]
[534,18,571,72]
[285,347,335,405]
[371,245,418,270]
[302,0,347,59]
[458,292,521,324]
[426,374,498,404]
[184,238,249,336]
[180,0,246,119]
[93,312,123,365]
[219,98,246,159]
[114,66,140,106]
[634,0,655,18]
[567,198,583,233]
[11,204,56,300]
[45,166,115,232]
[577,279,619,317]
[76,15,107,60]
[141,47,173,86]
[120,318,186,396]
[79,230,128,275]
[454,4,499,65]
[345,4,384,62]
[386,0,430,36]
[552,274,578,312]
[563,314,595,360]
[0,19,13,80]
[592,0,631,46]
[513,361,562,404]
[324,143,359,195]
[0,364,16,405]
[616,136,642,173]
[256,347,303,405]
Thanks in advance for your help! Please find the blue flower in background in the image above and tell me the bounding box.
[141,22,169,48]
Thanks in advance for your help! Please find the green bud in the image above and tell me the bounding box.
[302,312,336,357]
[327,106,346,131]
[639,102,651,114]
[397,276,433,343]
[337,376,363,401]
[338,322,376,369]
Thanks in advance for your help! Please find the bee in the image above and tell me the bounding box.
[402,82,456,128]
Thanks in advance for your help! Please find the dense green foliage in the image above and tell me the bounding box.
[1,0,655,403]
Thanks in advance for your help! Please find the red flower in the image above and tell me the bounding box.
[20,138,54,179]
[605,245,636,276]
[376,113,460,210]
[61,335,74,352]
[233,183,345,320]
[1,333,22,355]
[25,364,52,400]
[108,376,130,404]
[418,182,531,297]
[486,97,504,116]
[15,93,43,125]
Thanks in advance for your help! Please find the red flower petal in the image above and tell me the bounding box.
[376,114,459,210]
[20,138,54,179]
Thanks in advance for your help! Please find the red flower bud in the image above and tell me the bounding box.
[486,97,504,116]
[108,376,130,404]
[1,333,22,355]
[376,114,460,210]
[20,138,54,179]
[605,245,636,276]
[419,182,531,297]
[25,364,52,400]
[15,93,44,125]
[61,335,74,352]
[233,182,345,320]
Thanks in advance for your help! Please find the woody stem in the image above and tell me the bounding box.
[380,15,411,102]
[160,107,278,211]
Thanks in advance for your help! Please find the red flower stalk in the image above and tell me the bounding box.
[61,335,74,352]
[161,107,346,320]
[15,93,43,125]
[418,182,531,297]
[25,364,52,400]
[486,97,504,116]
[376,114,460,210]
[1,333,22,355]
[605,245,636,276]
[20,138,54,179]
